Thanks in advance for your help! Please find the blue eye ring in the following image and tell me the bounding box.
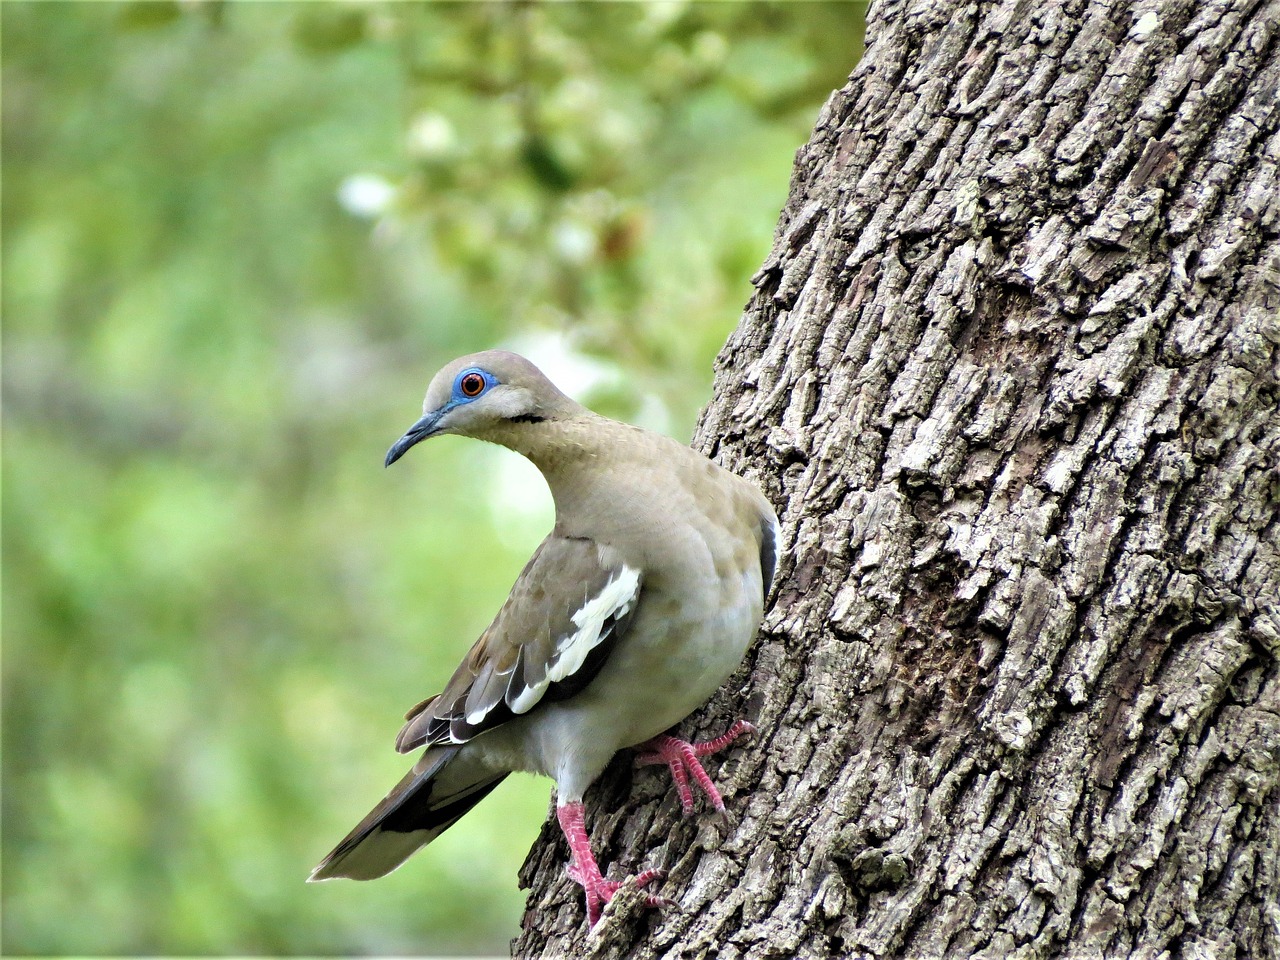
[453,367,496,401]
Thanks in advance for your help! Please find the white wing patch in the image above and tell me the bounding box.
[508,674,540,716]
[555,565,641,682]
[508,564,641,715]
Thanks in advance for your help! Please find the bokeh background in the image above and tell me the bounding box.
[2,2,865,954]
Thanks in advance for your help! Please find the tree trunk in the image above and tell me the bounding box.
[514,1,1280,957]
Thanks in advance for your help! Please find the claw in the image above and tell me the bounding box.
[635,720,756,814]
[558,802,670,927]
[556,722,756,927]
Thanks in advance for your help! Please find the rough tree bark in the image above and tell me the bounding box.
[515,1,1280,957]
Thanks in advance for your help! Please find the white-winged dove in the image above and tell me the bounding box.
[309,350,779,927]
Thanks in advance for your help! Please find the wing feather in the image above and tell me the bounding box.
[395,535,641,753]
[759,510,780,602]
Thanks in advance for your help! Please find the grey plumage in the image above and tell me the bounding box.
[310,350,778,924]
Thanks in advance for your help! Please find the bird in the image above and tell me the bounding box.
[308,350,779,928]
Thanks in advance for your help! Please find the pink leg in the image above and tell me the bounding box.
[557,802,669,927]
[635,719,756,815]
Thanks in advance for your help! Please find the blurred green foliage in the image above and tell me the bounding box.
[1,1,864,954]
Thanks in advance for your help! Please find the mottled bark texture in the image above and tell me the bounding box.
[515,1,1280,957]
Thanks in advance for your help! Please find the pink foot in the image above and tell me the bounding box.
[557,802,671,927]
[635,719,756,815]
